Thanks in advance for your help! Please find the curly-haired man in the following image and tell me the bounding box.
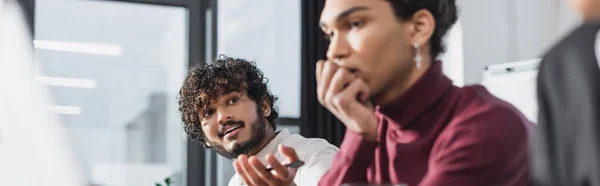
[178,55,338,186]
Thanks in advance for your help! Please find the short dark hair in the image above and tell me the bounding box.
[387,0,458,59]
[177,55,279,144]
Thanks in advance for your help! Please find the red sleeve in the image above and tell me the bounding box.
[318,130,378,186]
[419,104,531,186]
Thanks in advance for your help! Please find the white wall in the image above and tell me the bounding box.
[459,0,580,84]
[440,21,465,87]
[218,0,301,118]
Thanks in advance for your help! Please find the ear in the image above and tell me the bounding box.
[259,97,271,117]
[407,9,435,49]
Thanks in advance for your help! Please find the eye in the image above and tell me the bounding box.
[349,20,364,29]
[202,109,214,118]
[229,97,240,104]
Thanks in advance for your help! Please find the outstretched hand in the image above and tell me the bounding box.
[233,145,300,186]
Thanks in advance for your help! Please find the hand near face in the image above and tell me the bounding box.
[233,145,300,186]
[316,60,379,141]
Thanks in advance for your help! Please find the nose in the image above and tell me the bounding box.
[216,108,233,125]
[326,33,350,62]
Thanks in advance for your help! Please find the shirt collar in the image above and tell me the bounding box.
[376,62,453,128]
[235,129,290,185]
[254,128,290,163]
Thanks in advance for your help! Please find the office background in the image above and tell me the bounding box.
[14,0,579,185]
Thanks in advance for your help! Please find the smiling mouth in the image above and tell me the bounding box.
[219,121,245,138]
[219,124,244,139]
[224,126,242,136]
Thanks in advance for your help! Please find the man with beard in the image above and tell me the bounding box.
[178,55,338,186]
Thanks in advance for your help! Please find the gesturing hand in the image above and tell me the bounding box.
[316,60,379,141]
[233,145,300,186]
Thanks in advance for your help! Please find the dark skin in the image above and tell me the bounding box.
[233,145,300,186]
[199,91,300,186]
[317,0,436,141]
[199,91,275,154]
[568,0,600,21]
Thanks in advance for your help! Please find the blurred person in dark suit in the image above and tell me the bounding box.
[533,0,600,186]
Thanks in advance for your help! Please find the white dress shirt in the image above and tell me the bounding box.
[228,129,339,186]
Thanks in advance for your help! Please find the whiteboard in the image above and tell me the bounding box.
[481,59,540,123]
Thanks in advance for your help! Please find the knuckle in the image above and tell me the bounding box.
[317,92,327,104]
[332,94,344,107]
[317,94,324,104]
[325,61,333,67]
[324,92,331,103]
[318,91,326,100]
[339,68,350,76]
[324,93,335,106]
[325,61,338,70]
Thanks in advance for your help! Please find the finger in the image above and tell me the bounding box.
[266,153,289,180]
[331,78,370,112]
[315,60,326,85]
[347,78,371,103]
[324,68,356,110]
[233,159,253,186]
[234,156,255,186]
[249,156,277,185]
[315,60,327,105]
[317,61,339,105]
[238,155,266,186]
[317,61,337,104]
[278,144,300,162]
[338,79,372,111]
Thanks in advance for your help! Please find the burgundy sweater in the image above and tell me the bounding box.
[319,62,532,186]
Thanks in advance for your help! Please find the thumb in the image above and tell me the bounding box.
[279,144,300,162]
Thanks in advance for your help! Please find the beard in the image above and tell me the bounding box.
[210,111,268,159]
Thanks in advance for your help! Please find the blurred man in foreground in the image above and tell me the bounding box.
[0,0,84,185]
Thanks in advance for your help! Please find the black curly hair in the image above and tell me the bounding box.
[178,55,279,146]
[387,0,458,60]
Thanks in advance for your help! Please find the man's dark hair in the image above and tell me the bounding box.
[177,55,279,146]
[387,0,458,60]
